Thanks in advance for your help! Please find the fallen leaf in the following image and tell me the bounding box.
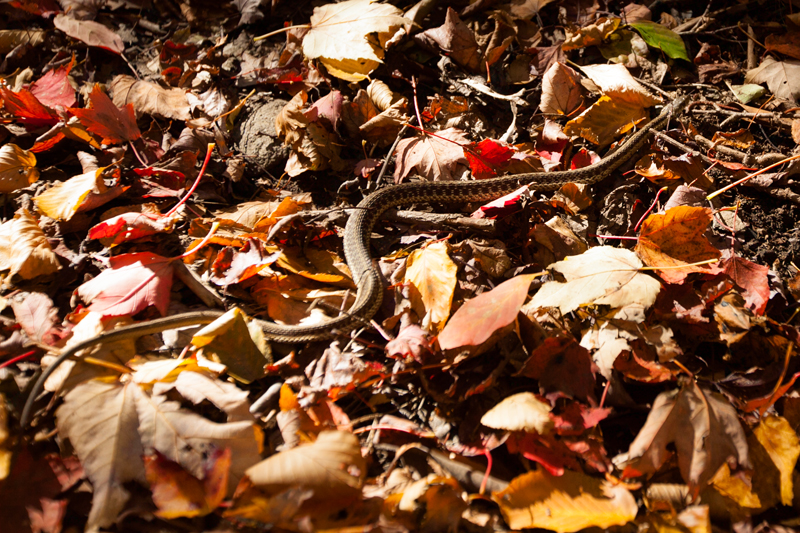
[481,392,553,434]
[10,292,60,345]
[26,498,67,533]
[0,87,59,127]
[144,448,230,518]
[528,246,661,315]
[635,206,722,284]
[30,59,76,109]
[564,95,649,145]
[416,8,481,71]
[539,62,583,115]
[301,0,410,82]
[404,241,457,333]
[722,254,769,315]
[464,139,515,179]
[563,17,620,51]
[438,274,538,352]
[493,469,638,532]
[88,212,174,247]
[0,143,38,193]
[621,378,750,496]
[34,167,125,221]
[210,239,280,286]
[0,209,60,281]
[109,75,192,121]
[745,56,800,104]
[752,415,799,505]
[69,84,141,145]
[0,29,46,54]
[75,252,174,317]
[394,128,470,182]
[53,14,125,54]
[629,20,690,61]
[765,31,800,60]
[518,336,596,402]
[580,63,662,108]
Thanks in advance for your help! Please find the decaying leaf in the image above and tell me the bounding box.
[53,14,125,54]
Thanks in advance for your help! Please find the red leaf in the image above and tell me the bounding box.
[464,139,515,179]
[0,87,59,127]
[88,212,174,246]
[75,252,174,316]
[69,85,141,145]
[30,59,77,109]
[722,254,770,315]
[471,184,528,219]
[518,336,597,402]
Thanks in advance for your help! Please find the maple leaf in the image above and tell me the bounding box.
[722,254,770,315]
[464,139,516,179]
[0,143,38,193]
[75,252,174,317]
[394,128,470,182]
[88,212,175,247]
[0,87,59,127]
[528,246,661,316]
[621,378,750,496]
[493,469,637,532]
[301,0,410,82]
[635,206,722,284]
[56,377,261,531]
[69,84,141,145]
[52,14,125,54]
[30,58,77,109]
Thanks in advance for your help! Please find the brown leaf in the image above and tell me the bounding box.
[394,128,469,182]
[416,8,481,71]
[622,378,750,496]
[53,14,124,54]
[635,206,722,284]
[722,254,770,315]
[540,62,583,115]
[481,392,554,434]
[0,209,60,282]
[109,75,191,121]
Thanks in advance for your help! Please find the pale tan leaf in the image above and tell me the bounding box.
[0,143,38,193]
[0,29,45,54]
[480,392,553,434]
[580,63,662,107]
[493,469,638,532]
[394,128,469,182]
[245,431,365,494]
[499,0,557,19]
[109,75,191,121]
[56,381,145,532]
[540,62,583,115]
[404,241,457,333]
[528,246,661,315]
[753,415,800,505]
[0,209,60,281]
[745,56,800,104]
[302,0,410,81]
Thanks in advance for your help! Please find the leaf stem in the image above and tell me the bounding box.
[166,143,215,217]
[176,221,220,260]
[707,153,800,200]
[254,24,311,42]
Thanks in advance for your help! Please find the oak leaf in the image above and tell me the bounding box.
[0,143,38,193]
[528,246,661,316]
[302,0,410,82]
[493,469,637,532]
[404,241,457,333]
[635,206,722,284]
[621,378,749,495]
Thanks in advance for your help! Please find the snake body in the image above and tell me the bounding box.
[21,97,687,427]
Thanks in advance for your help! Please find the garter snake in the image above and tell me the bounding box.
[21,96,688,427]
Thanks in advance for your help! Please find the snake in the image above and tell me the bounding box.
[21,96,688,427]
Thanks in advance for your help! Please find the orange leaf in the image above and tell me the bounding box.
[69,85,141,145]
[635,206,722,284]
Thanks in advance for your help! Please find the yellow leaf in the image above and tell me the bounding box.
[404,241,457,332]
[564,94,647,146]
[0,208,60,281]
[493,469,638,532]
[753,415,800,505]
[34,167,107,221]
[0,143,38,193]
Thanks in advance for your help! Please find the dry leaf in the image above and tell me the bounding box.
[0,209,60,282]
[528,246,661,316]
[109,75,191,121]
[745,56,800,104]
[539,62,583,115]
[580,63,662,108]
[0,143,38,193]
[69,84,141,145]
[564,95,648,146]
[301,0,410,82]
[394,128,470,182]
[416,8,481,72]
[563,17,621,51]
[635,206,722,284]
[622,378,750,496]
[493,469,638,532]
[404,241,457,333]
[752,415,799,505]
[481,392,554,434]
[34,167,120,221]
[53,14,125,54]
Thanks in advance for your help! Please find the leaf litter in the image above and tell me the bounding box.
[2,1,800,533]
